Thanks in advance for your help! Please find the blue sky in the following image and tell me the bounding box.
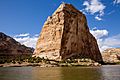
[0,0,120,51]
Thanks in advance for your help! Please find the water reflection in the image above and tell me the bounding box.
[101,65,120,80]
[25,67,104,80]
[32,67,62,80]
[60,67,103,80]
[0,65,120,80]
[0,67,32,80]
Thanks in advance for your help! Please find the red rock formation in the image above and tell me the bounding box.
[33,3,103,63]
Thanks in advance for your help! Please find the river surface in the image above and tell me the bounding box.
[0,65,120,80]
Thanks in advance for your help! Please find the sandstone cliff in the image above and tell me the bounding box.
[33,3,103,63]
[0,32,33,56]
[102,48,120,63]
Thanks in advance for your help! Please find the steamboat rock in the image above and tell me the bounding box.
[33,3,103,63]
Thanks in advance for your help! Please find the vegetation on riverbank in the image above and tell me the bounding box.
[0,56,102,67]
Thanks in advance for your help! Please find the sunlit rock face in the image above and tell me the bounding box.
[102,48,120,63]
[33,3,103,62]
[0,32,33,56]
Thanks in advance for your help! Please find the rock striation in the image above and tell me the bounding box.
[102,48,120,63]
[33,3,103,63]
[0,32,34,56]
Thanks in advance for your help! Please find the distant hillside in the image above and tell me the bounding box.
[102,48,120,63]
[0,32,34,56]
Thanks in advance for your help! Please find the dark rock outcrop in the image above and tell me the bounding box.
[33,3,103,63]
[0,32,33,56]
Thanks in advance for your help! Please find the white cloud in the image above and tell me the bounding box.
[114,0,120,4]
[90,28,109,52]
[90,28,108,39]
[107,10,115,15]
[90,28,120,52]
[14,33,30,37]
[34,34,39,37]
[83,0,106,20]
[95,15,102,20]
[103,34,120,47]
[13,33,38,48]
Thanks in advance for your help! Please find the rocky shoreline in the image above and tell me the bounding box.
[0,61,101,67]
[1,63,120,67]
[0,63,101,67]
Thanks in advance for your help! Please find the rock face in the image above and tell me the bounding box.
[102,48,120,63]
[33,3,103,63]
[0,32,34,56]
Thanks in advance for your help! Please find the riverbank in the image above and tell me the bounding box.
[0,61,101,67]
[0,56,103,67]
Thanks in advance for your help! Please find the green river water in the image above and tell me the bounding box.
[0,65,120,80]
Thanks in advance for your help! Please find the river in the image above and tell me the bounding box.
[0,65,120,80]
